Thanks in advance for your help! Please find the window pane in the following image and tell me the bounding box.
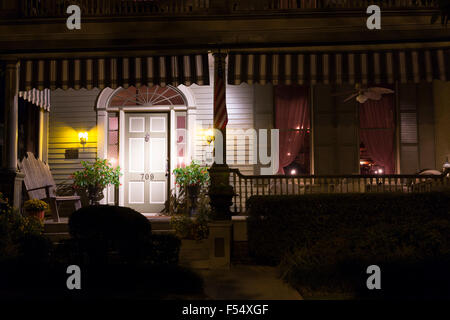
[109,117,119,131]
[109,131,118,145]
[177,115,186,129]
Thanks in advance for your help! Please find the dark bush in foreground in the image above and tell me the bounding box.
[69,205,152,264]
[149,233,181,266]
[247,192,450,298]
[0,205,199,299]
[0,259,203,299]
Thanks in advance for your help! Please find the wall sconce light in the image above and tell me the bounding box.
[204,129,215,145]
[78,132,88,147]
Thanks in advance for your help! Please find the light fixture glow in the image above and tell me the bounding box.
[204,129,215,145]
[290,169,297,175]
[78,132,88,146]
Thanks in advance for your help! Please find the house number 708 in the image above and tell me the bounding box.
[141,173,154,181]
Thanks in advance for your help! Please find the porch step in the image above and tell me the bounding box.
[147,216,173,232]
[43,216,176,243]
[44,232,71,243]
[44,222,69,234]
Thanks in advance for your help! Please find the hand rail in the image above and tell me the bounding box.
[228,168,450,214]
[7,0,438,18]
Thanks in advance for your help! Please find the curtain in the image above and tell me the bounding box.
[359,95,396,174]
[275,85,310,174]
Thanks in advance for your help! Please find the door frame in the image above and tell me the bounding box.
[122,111,171,212]
[96,86,197,208]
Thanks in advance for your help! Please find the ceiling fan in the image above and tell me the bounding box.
[334,84,395,104]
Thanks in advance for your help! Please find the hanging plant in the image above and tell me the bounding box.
[431,0,450,26]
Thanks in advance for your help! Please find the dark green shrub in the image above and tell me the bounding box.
[247,193,450,265]
[149,234,181,266]
[69,205,152,264]
[279,221,450,299]
[247,192,450,298]
[17,233,53,263]
[0,202,45,260]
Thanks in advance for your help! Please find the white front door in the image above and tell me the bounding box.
[124,113,169,213]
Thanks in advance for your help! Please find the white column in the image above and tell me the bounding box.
[4,61,19,171]
[97,110,108,159]
[38,108,44,160]
[187,107,197,163]
[119,110,125,207]
[97,109,108,204]
[42,111,49,163]
[170,109,176,190]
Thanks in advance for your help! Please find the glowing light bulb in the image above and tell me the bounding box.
[290,169,297,175]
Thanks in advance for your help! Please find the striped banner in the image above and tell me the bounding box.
[228,48,450,85]
[19,54,210,91]
[214,54,228,130]
[19,88,51,111]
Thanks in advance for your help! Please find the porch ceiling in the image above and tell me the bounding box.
[0,12,449,58]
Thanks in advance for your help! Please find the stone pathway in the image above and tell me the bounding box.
[197,265,302,300]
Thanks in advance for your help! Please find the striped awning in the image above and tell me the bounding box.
[19,89,51,111]
[19,54,210,91]
[228,48,450,85]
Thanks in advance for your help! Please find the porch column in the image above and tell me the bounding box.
[213,51,228,164]
[0,60,25,209]
[208,52,234,221]
[3,60,19,171]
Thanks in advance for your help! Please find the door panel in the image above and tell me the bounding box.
[124,113,169,213]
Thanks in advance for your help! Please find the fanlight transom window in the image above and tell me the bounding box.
[109,85,187,107]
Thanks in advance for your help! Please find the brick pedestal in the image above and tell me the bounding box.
[208,220,233,269]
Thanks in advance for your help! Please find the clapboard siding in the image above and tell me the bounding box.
[48,88,100,185]
[189,76,257,176]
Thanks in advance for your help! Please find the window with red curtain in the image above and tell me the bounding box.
[359,94,396,175]
[274,85,311,175]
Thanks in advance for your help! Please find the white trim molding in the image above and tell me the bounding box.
[95,85,197,206]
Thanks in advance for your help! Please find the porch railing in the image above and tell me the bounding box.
[231,0,438,11]
[229,168,450,214]
[2,0,438,18]
[16,0,211,17]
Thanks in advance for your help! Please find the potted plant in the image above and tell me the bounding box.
[208,183,235,220]
[24,199,48,221]
[173,161,210,216]
[72,158,122,205]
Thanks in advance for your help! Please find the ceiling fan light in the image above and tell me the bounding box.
[356,95,368,104]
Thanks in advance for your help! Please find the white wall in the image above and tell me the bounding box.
[48,88,99,185]
[47,60,274,186]
[189,55,273,175]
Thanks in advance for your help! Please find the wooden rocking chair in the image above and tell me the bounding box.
[19,152,82,222]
